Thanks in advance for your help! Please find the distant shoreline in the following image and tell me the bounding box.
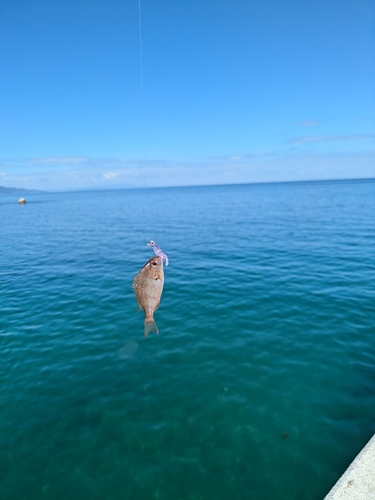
[0,186,46,195]
[45,176,375,194]
[1,176,374,196]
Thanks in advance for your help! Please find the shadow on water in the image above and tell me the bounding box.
[118,340,139,359]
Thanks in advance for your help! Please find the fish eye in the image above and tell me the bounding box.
[150,240,155,245]
[152,261,157,266]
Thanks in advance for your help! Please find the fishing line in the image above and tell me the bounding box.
[138,0,145,160]
[138,0,148,240]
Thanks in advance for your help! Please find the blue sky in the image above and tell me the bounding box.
[0,0,374,191]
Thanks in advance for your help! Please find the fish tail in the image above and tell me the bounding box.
[144,318,159,338]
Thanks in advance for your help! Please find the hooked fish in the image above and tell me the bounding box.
[147,240,169,266]
[132,256,164,338]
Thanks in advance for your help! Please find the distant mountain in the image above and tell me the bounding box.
[0,185,46,195]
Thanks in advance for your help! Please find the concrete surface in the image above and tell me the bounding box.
[324,434,375,500]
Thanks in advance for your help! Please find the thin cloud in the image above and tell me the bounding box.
[288,134,375,144]
[1,150,374,191]
[0,156,167,171]
[35,157,89,165]
[228,155,246,161]
[208,151,280,162]
[296,120,321,127]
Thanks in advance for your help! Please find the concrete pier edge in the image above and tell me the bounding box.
[324,434,375,499]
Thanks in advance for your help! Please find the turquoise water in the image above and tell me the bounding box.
[1,179,374,500]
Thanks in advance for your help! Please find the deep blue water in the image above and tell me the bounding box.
[1,179,375,500]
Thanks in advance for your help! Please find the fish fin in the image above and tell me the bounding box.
[144,318,159,338]
[137,301,142,312]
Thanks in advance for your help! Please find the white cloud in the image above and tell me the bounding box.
[103,172,118,179]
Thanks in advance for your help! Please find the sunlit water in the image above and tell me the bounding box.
[1,180,374,500]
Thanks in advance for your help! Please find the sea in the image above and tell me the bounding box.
[1,179,374,500]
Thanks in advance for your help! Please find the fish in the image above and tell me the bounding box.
[147,240,169,266]
[132,256,164,338]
